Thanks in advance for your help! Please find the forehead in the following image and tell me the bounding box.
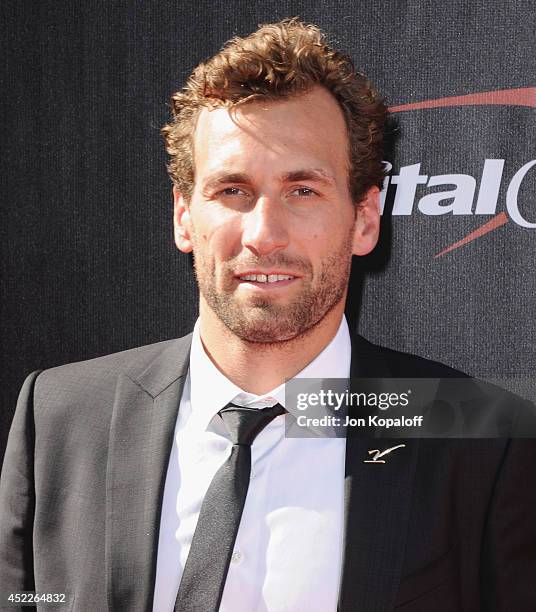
[192,86,349,180]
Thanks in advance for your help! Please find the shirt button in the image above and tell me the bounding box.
[250,468,256,479]
[231,550,243,564]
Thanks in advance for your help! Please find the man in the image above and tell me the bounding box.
[1,18,535,612]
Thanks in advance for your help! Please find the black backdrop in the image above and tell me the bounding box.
[2,1,535,462]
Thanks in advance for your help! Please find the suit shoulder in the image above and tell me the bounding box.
[354,334,468,378]
[33,333,192,402]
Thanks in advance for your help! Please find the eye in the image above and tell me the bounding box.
[290,187,317,197]
[219,187,248,197]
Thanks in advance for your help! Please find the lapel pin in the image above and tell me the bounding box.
[364,444,406,464]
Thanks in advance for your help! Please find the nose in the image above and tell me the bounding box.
[241,195,289,257]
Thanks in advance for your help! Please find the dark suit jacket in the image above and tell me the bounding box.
[1,333,535,611]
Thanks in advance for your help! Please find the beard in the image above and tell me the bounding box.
[192,231,354,344]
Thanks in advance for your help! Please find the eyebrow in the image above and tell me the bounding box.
[202,168,336,190]
[203,173,250,190]
[280,169,336,187]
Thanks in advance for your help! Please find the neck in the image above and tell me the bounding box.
[198,299,346,395]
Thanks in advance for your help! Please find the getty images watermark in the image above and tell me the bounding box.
[295,387,423,428]
[284,378,536,438]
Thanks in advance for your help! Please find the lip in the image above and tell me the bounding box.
[234,270,301,278]
[234,271,300,291]
[236,277,298,290]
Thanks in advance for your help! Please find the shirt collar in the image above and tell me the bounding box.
[189,316,351,431]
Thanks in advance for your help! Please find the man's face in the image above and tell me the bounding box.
[174,86,379,343]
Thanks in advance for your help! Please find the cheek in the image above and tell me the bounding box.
[306,217,354,265]
[191,207,239,247]
[205,218,243,261]
[320,209,355,244]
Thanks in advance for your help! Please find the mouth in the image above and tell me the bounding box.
[235,272,299,289]
[238,273,296,282]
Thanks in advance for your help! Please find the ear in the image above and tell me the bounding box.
[173,187,193,253]
[351,186,380,256]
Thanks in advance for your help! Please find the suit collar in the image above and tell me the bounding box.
[124,333,192,397]
[338,335,419,612]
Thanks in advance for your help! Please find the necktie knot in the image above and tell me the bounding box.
[219,403,286,446]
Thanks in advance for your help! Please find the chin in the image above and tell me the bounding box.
[222,307,326,345]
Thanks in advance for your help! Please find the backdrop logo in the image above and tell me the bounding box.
[386,87,536,257]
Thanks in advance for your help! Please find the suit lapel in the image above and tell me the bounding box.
[105,335,192,612]
[338,336,419,612]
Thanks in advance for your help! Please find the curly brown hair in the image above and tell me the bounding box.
[161,18,388,204]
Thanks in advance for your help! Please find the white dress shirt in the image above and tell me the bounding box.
[153,316,351,612]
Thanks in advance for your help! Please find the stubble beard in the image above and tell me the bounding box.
[192,233,354,345]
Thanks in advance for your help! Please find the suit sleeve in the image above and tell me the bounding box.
[481,437,536,610]
[0,371,41,610]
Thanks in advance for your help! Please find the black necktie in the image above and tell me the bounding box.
[174,402,286,612]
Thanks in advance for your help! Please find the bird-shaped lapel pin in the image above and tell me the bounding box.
[364,444,406,464]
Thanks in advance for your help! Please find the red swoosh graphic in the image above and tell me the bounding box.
[389,88,536,112]
[434,212,509,258]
